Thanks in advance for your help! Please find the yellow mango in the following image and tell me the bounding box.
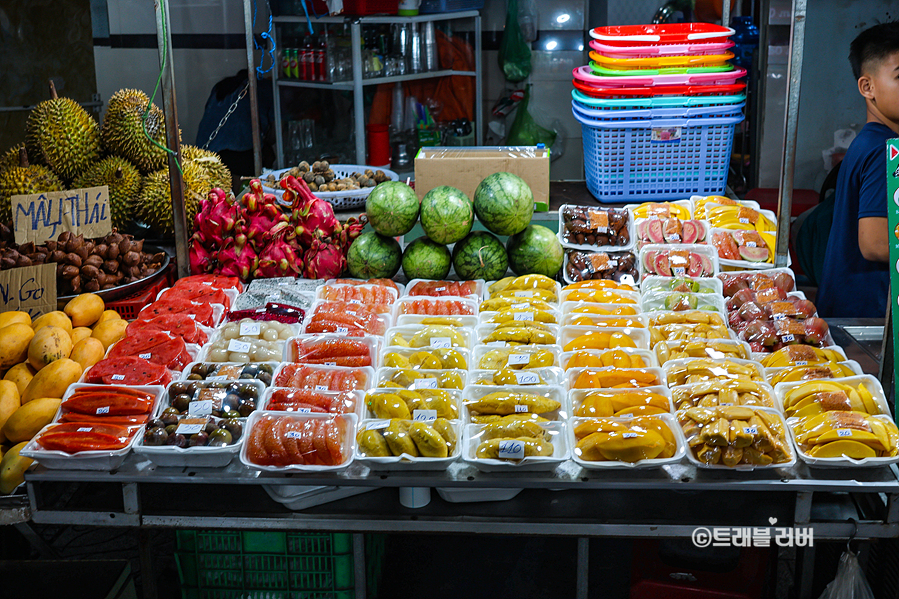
[31,311,72,335]
[69,338,105,371]
[0,311,31,329]
[2,397,60,443]
[0,323,35,369]
[0,442,34,494]
[91,318,129,351]
[92,310,122,330]
[64,293,105,327]
[22,358,82,403]
[70,327,93,346]
[3,363,35,397]
[0,380,21,444]
[27,325,73,370]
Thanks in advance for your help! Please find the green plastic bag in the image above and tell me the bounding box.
[507,86,556,147]
[498,0,531,82]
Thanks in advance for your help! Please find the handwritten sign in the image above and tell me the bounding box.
[0,263,56,318]
[12,186,112,245]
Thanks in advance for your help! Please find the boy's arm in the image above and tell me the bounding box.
[856,140,890,263]
[858,217,890,262]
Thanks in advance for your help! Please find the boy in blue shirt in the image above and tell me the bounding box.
[817,22,899,318]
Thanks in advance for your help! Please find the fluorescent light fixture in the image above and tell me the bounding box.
[556,13,570,23]
[545,40,558,50]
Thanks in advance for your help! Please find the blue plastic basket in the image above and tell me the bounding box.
[571,90,746,111]
[571,97,744,121]
[573,108,744,202]
[419,0,484,13]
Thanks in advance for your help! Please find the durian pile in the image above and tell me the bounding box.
[0,83,231,237]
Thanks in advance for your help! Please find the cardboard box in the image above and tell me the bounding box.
[414,146,550,211]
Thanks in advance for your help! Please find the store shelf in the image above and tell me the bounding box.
[278,69,476,91]
[273,10,480,24]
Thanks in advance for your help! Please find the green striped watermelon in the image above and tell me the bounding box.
[506,225,563,277]
[473,172,534,236]
[365,181,420,236]
[419,186,474,244]
[402,237,452,280]
[347,232,402,279]
[452,231,508,281]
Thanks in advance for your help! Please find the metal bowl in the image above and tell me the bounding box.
[56,245,172,309]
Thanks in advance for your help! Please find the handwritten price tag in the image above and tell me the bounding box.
[240,322,261,336]
[367,421,390,430]
[507,353,531,366]
[139,352,152,360]
[513,312,534,322]
[837,429,852,438]
[781,334,795,342]
[743,426,758,435]
[672,267,686,277]
[435,287,446,292]
[285,430,303,438]
[188,400,213,416]
[77,427,93,432]
[227,340,252,353]
[336,327,349,334]
[411,378,438,390]
[96,406,110,415]
[412,409,437,422]
[324,362,336,367]
[514,372,539,385]
[314,384,329,391]
[498,439,525,459]
[514,404,529,413]
[622,432,638,439]
[111,375,125,381]
[511,303,530,310]
[430,337,452,349]
[795,361,808,366]
[296,408,312,413]
[175,423,204,435]
[514,291,534,298]
[487,341,507,347]
[207,375,230,381]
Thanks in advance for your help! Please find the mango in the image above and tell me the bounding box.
[3,363,35,397]
[0,442,34,494]
[64,293,105,327]
[0,380,21,444]
[91,318,128,351]
[2,397,60,443]
[0,323,35,369]
[22,358,82,404]
[28,325,73,371]
[93,310,122,330]
[70,327,93,346]
[31,311,72,336]
[69,337,105,371]
[0,311,31,329]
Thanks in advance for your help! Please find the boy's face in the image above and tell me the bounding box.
[860,50,899,124]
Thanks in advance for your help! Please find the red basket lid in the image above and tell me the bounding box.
[590,23,735,46]
[572,79,747,98]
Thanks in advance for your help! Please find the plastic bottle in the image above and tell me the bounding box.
[300,35,313,80]
[280,47,291,79]
[316,33,328,81]
[289,48,299,79]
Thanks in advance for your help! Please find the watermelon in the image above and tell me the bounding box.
[506,225,563,277]
[401,237,452,280]
[346,232,402,279]
[365,181,420,236]
[85,357,172,387]
[472,172,534,236]
[452,231,508,281]
[419,186,474,244]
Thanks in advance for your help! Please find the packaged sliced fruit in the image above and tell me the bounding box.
[570,415,684,467]
[273,364,375,392]
[671,379,776,411]
[157,285,237,311]
[356,418,461,466]
[726,293,818,328]
[479,305,560,325]
[58,384,160,420]
[84,356,174,387]
[765,361,862,386]
[316,283,398,305]
[33,421,141,453]
[139,414,243,449]
[647,310,731,348]
[774,375,888,418]
[641,275,723,296]
[736,317,832,353]
[561,301,641,317]
[486,286,560,305]
[677,405,794,469]
[640,291,725,314]
[173,274,244,294]
[163,380,264,418]
[262,388,360,415]
[561,313,648,328]
[704,203,777,232]
[561,348,656,370]
[561,286,640,305]
[107,330,196,371]
[182,362,276,387]
[474,345,561,370]
[691,195,759,220]
[758,345,845,368]
[563,279,638,292]
[363,388,460,420]
[326,278,403,294]
[137,299,223,329]
[463,386,565,423]
[406,279,482,299]
[304,301,391,336]
[476,323,559,346]
[381,347,470,371]
[127,314,211,346]
[655,339,751,365]
[718,269,796,298]
[567,366,664,390]
[635,217,708,249]
[204,320,298,363]
[479,295,557,313]
[285,335,378,368]
[226,302,307,325]
[570,387,672,418]
[376,367,467,391]
[386,325,472,350]
[488,274,561,294]
[464,422,567,471]
[638,244,718,280]
[561,326,649,352]
[311,299,391,316]
[563,249,639,285]
[395,296,478,316]
[398,314,479,328]
[788,411,899,466]
[711,228,775,265]
[468,367,564,387]
[627,200,692,221]
[241,412,356,471]
[558,204,633,250]
[665,358,765,387]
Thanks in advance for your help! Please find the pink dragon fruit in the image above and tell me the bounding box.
[303,235,347,279]
[282,175,341,247]
[189,241,215,275]
[246,202,289,251]
[334,214,368,253]
[217,238,259,283]
[254,223,303,279]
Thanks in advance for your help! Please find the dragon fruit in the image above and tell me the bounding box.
[246,202,289,251]
[217,238,259,283]
[334,214,368,253]
[282,175,341,247]
[303,235,346,279]
[189,242,215,275]
[254,223,303,279]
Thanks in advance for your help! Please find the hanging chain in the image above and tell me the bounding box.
[202,81,251,149]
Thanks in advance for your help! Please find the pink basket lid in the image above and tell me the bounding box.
[572,79,747,98]
[590,23,735,46]
[572,65,746,87]
[589,39,735,57]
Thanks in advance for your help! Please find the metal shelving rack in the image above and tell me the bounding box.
[269,10,483,167]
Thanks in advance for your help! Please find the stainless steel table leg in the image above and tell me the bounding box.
[796,544,815,599]
[577,537,589,599]
[354,532,367,599]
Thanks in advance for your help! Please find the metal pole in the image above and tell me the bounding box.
[722,0,730,27]
[576,537,589,599]
[154,0,189,279]
[475,14,483,145]
[243,0,263,176]
[351,20,365,164]
[773,0,806,267]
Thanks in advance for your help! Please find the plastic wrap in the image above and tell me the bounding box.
[385,325,473,350]
[641,275,723,296]
[398,314,479,329]
[561,301,641,317]
[788,411,899,467]
[285,335,379,368]
[304,301,392,336]
[133,414,246,467]
[638,244,719,280]
[202,320,297,363]
[641,291,725,314]
[355,419,461,470]
[273,364,375,392]
[163,380,264,418]
[463,422,568,471]
[476,323,559,346]
[570,386,672,418]
[479,306,560,326]
[326,278,403,295]
[563,250,639,285]
[561,313,648,329]
[635,218,708,250]
[567,366,664,390]
[316,283,399,305]
[156,285,238,311]
[181,362,276,387]
[758,345,847,368]
[376,367,468,391]
[106,330,198,372]
[382,347,470,371]
[394,296,478,317]
[561,325,650,352]
[126,314,212,346]
[664,357,765,387]
[240,412,356,471]
[655,338,752,365]
[774,375,890,419]
[710,227,776,267]
[363,388,460,421]
[671,379,776,411]
[462,386,566,423]
[226,302,307,324]
[261,388,361,417]
[718,268,796,298]
[558,204,634,251]
[137,299,224,329]
[691,195,759,220]
[627,200,692,220]
[570,415,684,468]
[765,361,863,386]
[405,279,482,299]
[473,345,561,370]
[562,348,656,370]
[468,367,564,387]
[561,286,640,305]
[647,310,732,348]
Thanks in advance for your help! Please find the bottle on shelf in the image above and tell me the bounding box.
[316,33,327,81]
[300,35,313,80]
[289,48,299,79]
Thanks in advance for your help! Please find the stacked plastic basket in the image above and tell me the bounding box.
[572,23,746,202]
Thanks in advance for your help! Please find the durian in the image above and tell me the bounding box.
[181,145,232,191]
[0,144,25,177]
[0,148,64,223]
[101,89,174,174]
[136,159,211,236]
[73,156,142,229]
[25,81,100,182]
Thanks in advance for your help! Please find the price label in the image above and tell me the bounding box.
[314,384,329,391]
[745,241,757,248]
[620,274,636,287]
[228,340,252,353]
[296,408,312,413]
[336,327,349,334]
[412,409,438,422]
[498,439,525,459]
[285,430,303,438]
[139,352,152,360]
[837,429,853,438]
[795,361,808,366]
[207,375,231,381]
[669,234,681,241]
[743,426,758,435]
[202,281,213,286]
[430,337,452,349]
[514,372,540,385]
[672,267,686,276]
[507,353,531,365]
[188,400,213,416]
[348,299,362,304]
[588,210,609,232]
[781,334,795,342]
[411,378,438,390]
[367,421,390,430]
[772,314,788,321]
[324,362,336,367]
[739,218,750,224]
[111,375,125,381]
[77,427,93,432]
[487,341,507,347]
[513,312,534,322]
[622,432,638,439]
[511,303,530,310]
[96,406,110,415]
[175,423,205,435]
[240,322,262,336]
[346,310,357,316]
[514,404,529,413]
[435,287,446,292]
[514,291,534,297]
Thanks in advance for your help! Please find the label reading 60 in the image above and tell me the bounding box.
[498,439,525,459]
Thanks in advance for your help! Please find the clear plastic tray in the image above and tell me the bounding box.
[132,415,246,468]
[303,300,392,336]
[752,345,846,365]
[560,287,640,305]
[260,388,365,420]
[773,374,891,418]
[478,307,561,326]
[483,282,562,306]
[638,244,719,281]
[704,203,777,231]
[201,321,299,363]
[239,411,357,472]
[671,379,777,412]
[569,414,686,469]
[404,279,483,300]
[718,267,798,298]
[562,249,640,287]
[663,357,766,388]
[560,313,648,329]
[569,386,673,418]
[272,364,375,392]
[106,334,202,373]
[635,218,709,250]
[645,309,734,347]
[560,301,643,317]
[690,195,759,220]
[354,419,462,471]
[709,227,779,270]
[374,367,468,391]
[435,487,523,503]
[561,347,657,370]
[462,422,569,472]
[314,283,399,304]
[324,278,405,296]
[639,291,725,315]
[566,366,665,392]
[786,414,899,468]
[181,362,278,387]
[642,274,723,296]
[557,204,636,253]
[471,344,563,370]
[162,379,266,418]
[361,388,462,421]
[137,300,226,329]
[379,346,472,372]
[560,325,651,351]
[462,385,567,423]
[625,199,693,220]
[764,360,864,386]
[156,285,239,311]
[384,325,474,351]
[263,485,376,510]
[467,367,565,387]
[475,323,560,345]
[283,334,380,369]
[655,337,753,365]
[392,295,479,318]
[396,313,479,329]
